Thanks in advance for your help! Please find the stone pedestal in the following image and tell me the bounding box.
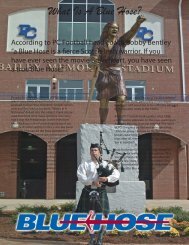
[76,124,146,214]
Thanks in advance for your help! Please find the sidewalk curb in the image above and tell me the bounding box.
[0,239,187,245]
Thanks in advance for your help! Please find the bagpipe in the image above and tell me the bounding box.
[96,132,126,187]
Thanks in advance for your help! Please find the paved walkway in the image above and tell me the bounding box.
[146,199,189,211]
[0,239,86,245]
[0,239,182,245]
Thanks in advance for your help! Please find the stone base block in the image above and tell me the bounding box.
[76,180,146,215]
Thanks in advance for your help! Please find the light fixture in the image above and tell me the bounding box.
[22,145,36,151]
[27,145,35,151]
[180,141,186,149]
[12,121,19,128]
[51,75,58,89]
[28,158,38,164]
[153,124,160,130]
[27,145,33,150]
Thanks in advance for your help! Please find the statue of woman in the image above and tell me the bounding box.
[89,15,146,125]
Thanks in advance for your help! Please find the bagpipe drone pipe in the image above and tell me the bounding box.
[96,132,126,187]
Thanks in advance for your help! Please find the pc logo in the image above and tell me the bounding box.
[136,27,153,41]
[18,24,37,39]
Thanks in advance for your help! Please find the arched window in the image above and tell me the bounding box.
[58,0,115,55]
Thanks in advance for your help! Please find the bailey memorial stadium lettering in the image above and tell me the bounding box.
[0,63,174,73]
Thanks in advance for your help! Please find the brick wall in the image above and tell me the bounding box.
[152,134,179,199]
[0,0,187,98]
[0,101,188,199]
[0,131,18,198]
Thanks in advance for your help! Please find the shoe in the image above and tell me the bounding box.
[88,240,95,245]
[88,236,96,245]
[117,116,124,125]
[95,239,102,245]
[117,119,124,125]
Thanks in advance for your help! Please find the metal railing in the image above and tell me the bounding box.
[0,92,188,102]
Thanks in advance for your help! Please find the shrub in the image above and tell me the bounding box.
[15,203,76,214]
[49,205,60,213]
[149,206,189,222]
[12,204,50,224]
[109,229,119,235]
[30,205,50,214]
[77,230,86,235]
[16,204,34,213]
[134,230,152,238]
[111,209,127,214]
[0,206,6,215]
[172,221,189,231]
[169,218,177,226]
[160,227,180,238]
[15,204,50,213]
[11,203,76,224]
[57,202,76,212]
[183,227,189,236]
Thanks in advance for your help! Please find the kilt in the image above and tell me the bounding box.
[95,68,126,101]
[76,186,110,216]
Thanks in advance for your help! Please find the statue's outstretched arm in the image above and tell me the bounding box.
[119,15,146,45]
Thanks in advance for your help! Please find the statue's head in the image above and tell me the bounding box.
[100,22,119,41]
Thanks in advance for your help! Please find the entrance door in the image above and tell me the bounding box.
[56,134,77,199]
[17,132,47,198]
[138,134,153,199]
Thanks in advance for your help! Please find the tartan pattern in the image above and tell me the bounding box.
[96,68,126,101]
[76,187,110,216]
